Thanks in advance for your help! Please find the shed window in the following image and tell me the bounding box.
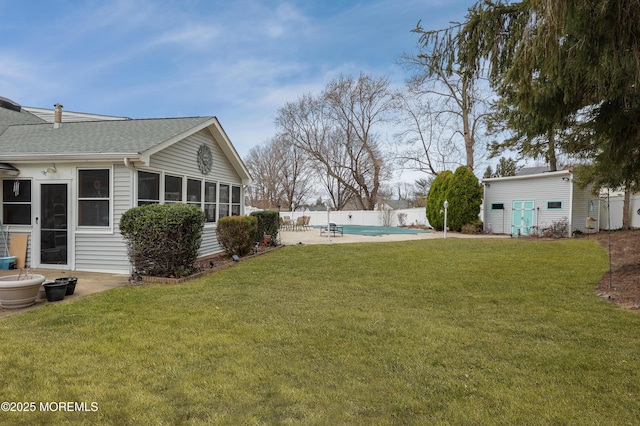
[2,179,31,225]
[547,201,562,209]
[491,203,505,210]
[138,171,160,205]
[78,169,110,227]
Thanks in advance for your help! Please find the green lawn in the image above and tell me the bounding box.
[1,238,638,424]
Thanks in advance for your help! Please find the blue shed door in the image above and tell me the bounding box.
[512,200,535,236]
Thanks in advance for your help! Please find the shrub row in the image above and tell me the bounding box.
[216,210,280,256]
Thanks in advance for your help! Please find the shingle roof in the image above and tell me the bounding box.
[516,166,551,176]
[0,116,213,155]
[0,105,46,136]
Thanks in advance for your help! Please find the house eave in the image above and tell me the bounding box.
[0,153,144,164]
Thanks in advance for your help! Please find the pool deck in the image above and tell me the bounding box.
[279,227,508,246]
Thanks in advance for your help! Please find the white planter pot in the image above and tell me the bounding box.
[0,274,47,309]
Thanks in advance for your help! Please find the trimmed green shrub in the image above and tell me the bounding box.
[426,170,453,231]
[216,216,258,256]
[120,203,205,278]
[250,210,280,246]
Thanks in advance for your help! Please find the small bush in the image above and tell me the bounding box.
[539,217,569,239]
[250,210,280,246]
[461,220,483,234]
[120,203,205,278]
[397,213,407,226]
[216,216,258,256]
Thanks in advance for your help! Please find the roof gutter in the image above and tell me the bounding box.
[123,157,136,171]
[0,153,142,163]
[482,169,571,184]
[0,163,19,176]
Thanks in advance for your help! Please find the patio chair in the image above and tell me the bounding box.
[303,215,311,230]
[295,216,305,231]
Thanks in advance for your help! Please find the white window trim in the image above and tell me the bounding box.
[75,166,114,234]
[2,178,33,227]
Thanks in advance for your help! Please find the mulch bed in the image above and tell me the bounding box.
[585,229,640,311]
[134,244,282,284]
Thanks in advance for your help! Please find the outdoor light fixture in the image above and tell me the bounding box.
[562,177,570,181]
[443,199,449,239]
[41,165,57,176]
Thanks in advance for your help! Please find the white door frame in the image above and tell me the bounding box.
[33,179,74,270]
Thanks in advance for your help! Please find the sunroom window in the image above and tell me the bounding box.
[219,184,230,219]
[78,169,110,227]
[187,179,201,207]
[164,175,182,203]
[138,171,160,205]
[204,181,217,222]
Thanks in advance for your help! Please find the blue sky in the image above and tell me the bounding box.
[1,0,475,161]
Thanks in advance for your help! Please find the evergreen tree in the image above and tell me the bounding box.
[426,170,453,230]
[494,157,519,177]
[447,166,482,232]
[414,0,640,182]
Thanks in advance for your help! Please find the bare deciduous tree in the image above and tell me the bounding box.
[245,136,314,211]
[394,84,462,175]
[276,74,396,210]
[398,36,491,173]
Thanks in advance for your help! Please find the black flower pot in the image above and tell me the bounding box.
[44,280,68,302]
[65,277,78,295]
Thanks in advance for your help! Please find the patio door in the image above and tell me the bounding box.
[512,200,535,236]
[37,183,69,266]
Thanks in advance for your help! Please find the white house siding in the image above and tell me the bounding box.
[148,129,242,258]
[74,163,132,274]
[199,230,222,257]
[571,184,595,234]
[483,173,573,235]
[149,129,240,182]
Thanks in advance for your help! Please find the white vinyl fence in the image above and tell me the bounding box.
[598,193,640,230]
[278,208,430,228]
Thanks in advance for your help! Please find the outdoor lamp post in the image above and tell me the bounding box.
[443,199,449,239]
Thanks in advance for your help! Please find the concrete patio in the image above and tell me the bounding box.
[0,268,130,319]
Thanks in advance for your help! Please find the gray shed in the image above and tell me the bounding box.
[482,169,597,236]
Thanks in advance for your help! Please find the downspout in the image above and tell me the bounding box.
[123,158,137,275]
[482,182,487,233]
[123,157,135,171]
[123,158,136,208]
[568,173,574,237]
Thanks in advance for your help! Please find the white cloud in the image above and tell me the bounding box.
[148,24,222,50]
